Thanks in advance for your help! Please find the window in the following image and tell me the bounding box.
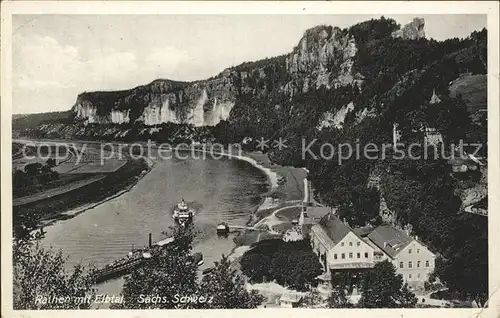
[357,242,360,247]
[349,242,353,246]
[425,260,429,267]
[349,252,353,258]
[364,252,368,258]
[409,274,412,279]
[357,252,360,259]
[334,254,338,260]
[341,253,345,259]
[409,261,413,268]
[417,261,421,268]
[417,273,421,278]
[417,249,420,254]
[341,242,344,247]
[400,262,404,268]
[408,249,412,254]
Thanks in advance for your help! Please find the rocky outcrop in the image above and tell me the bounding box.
[72,25,359,127]
[391,17,425,40]
[285,26,359,92]
[317,101,355,130]
[73,75,238,127]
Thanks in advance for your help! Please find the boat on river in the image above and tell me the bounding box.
[216,222,230,236]
[173,199,195,225]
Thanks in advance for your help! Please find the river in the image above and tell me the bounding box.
[40,153,269,305]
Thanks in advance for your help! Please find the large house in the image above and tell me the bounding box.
[366,224,436,288]
[310,214,376,273]
[309,212,435,289]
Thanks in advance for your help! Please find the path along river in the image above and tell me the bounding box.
[40,150,269,302]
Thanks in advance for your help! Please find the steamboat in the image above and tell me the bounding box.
[173,199,195,225]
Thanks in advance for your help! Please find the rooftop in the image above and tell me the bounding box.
[367,224,413,258]
[280,293,303,303]
[318,215,351,246]
[352,225,374,237]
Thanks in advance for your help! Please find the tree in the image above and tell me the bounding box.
[240,239,322,291]
[240,252,272,282]
[337,187,380,226]
[112,225,199,309]
[13,241,96,309]
[327,285,352,308]
[270,248,323,291]
[46,158,57,167]
[359,260,417,308]
[397,283,419,308]
[433,216,488,307]
[24,162,42,176]
[38,164,58,185]
[301,288,325,308]
[12,169,28,190]
[198,255,264,308]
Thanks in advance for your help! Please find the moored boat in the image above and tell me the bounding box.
[216,222,230,236]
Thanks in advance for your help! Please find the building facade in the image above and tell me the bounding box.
[367,225,436,288]
[309,213,436,289]
[310,215,375,273]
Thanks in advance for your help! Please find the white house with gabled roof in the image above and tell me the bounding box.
[310,214,376,273]
[367,224,436,288]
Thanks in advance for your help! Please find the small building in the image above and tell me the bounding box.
[367,224,436,289]
[279,293,303,308]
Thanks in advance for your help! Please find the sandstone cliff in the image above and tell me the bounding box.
[391,17,425,40]
[71,25,360,127]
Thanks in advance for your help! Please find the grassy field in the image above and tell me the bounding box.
[13,173,105,200]
[449,74,487,113]
[275,206,301,222]
[13,174,107,206]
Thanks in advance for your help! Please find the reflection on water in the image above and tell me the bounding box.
[40,155,268,300]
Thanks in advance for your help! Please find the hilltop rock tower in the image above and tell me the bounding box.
[392,17,426,40]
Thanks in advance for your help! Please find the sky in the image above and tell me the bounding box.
[12,14,486,114]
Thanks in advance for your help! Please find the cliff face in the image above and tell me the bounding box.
[71,25,360,127]
[284,26,360,95]
[391,17,425,40]
[73,74,239,127]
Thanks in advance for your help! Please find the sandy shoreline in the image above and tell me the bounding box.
[223,152,279,190]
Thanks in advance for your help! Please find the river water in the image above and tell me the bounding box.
[40,154,269,302]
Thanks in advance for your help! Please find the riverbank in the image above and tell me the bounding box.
[46,157,154,228]
[226,151,308,262]
[17,157,154,232]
